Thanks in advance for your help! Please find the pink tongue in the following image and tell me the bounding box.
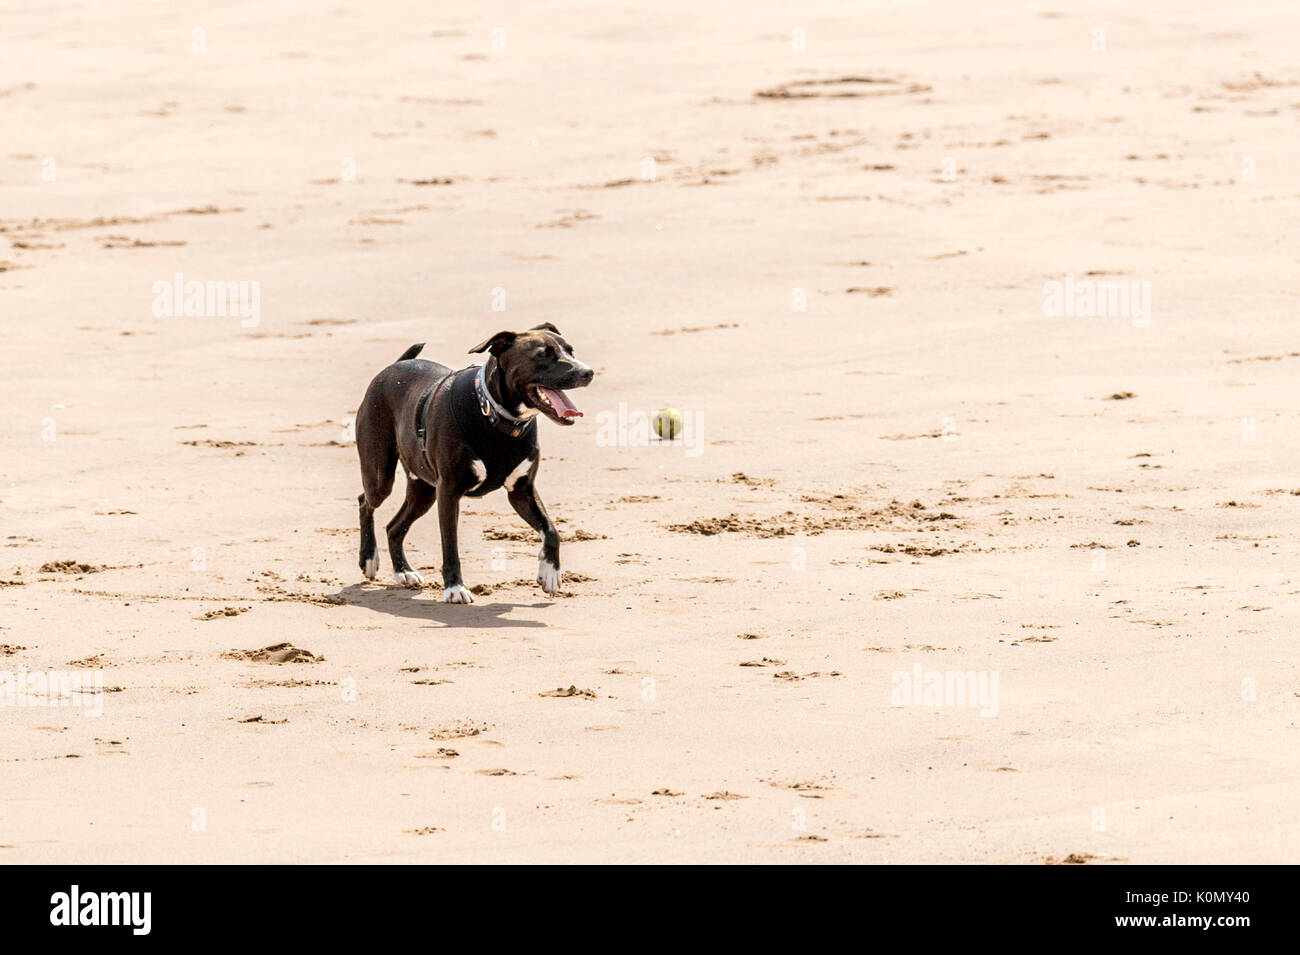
[539,387,582,418]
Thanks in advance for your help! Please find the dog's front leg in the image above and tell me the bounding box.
[508,480,561,595]
[436,481,473,604]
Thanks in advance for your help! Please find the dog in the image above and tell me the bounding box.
[354,323,593,603]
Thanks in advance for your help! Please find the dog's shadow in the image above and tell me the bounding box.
[333,583,550,628]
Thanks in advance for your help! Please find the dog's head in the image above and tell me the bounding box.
[469,323,594,426]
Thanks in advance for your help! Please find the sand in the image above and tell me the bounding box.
[1,0,1297,863]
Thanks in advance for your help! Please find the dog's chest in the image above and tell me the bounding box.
[463,444,533,497]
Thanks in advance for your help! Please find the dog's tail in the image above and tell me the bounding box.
[396,343,425,363]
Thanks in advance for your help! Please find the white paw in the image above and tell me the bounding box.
[443,584,474,604]
[395,570,424,588]
[537,558,561,595]
[363,555,378,580]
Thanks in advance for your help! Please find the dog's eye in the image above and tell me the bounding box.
[544,346,557,359]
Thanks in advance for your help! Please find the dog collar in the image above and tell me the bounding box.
[475,364,535,438]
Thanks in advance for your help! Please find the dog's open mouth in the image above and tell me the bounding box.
[528,385,583,425]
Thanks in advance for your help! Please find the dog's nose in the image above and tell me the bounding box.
[577,366,594,384]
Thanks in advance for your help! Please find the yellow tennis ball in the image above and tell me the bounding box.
[652,407,683,440]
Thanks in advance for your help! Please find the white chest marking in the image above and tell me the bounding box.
[467,458,487,491]
[504,457,533,492]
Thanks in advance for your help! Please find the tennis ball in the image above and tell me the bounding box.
[652,407,683,440]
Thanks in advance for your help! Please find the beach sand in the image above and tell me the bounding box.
[1,0,1297,862]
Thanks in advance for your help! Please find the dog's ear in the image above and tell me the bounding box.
[530,322,562,336]
[468,330,517,355]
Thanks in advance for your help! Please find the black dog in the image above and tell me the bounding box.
[355,324,593,603]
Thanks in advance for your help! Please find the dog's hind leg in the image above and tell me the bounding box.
[387,478,436,587]
[358,493,383,580]
[356,409,398,580]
